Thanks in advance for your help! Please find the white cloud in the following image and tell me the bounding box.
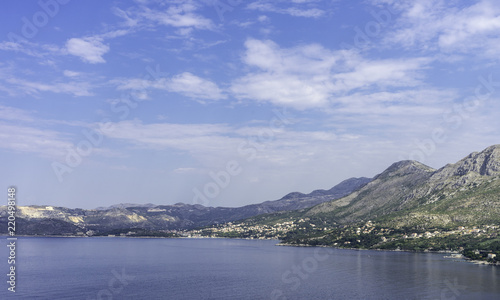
[114,72,225,100]
[111,1,218,40]
[247,0,325,18]
[136,1,215,32]
[98,120,236,160]
[258,15,269,22]
[7,78,93,97]
[0,105,35,122]
[65,37,110,64]
[166,72,226,100]
[0,40,62,58]
[232,73,331,109]
[378,0,500,59]
[332,89,457,117]
[0,122,73,159]
[330,57,429,92]
[98,29,131,40]
[0,105,124,163]
[231,39,430,110]
[63,70,81,77]
[97,119,356,169]
[0,41,25,52]
[231,39,338,109]
[112,7,139,27]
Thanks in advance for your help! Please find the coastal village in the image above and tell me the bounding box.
[183,219,500,264]
[184,219,498,242]
[185,220,301,239]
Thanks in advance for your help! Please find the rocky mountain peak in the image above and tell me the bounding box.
[375,160,435,180]
[306,144,500,225]
[439,144,500,178]
[281,192,307,200]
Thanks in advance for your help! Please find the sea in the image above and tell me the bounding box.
[1,237,499,299]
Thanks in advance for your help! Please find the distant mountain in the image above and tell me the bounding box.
[0,177,370,235]
[95,203,158,211]
[241,177,372,214]
[5,145,500,239]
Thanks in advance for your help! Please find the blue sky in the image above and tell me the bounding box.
[1,0,499,209]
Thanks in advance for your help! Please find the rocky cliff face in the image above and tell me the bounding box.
[427,145,500,189]
[449,144,500,176]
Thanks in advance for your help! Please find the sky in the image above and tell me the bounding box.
[1,0,499,209]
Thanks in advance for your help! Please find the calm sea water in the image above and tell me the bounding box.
[1,237,499,299]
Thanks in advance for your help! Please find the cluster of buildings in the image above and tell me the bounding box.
[193,218,494,241]
[184,219,499,260]
[184,220,301,239]
[402,225,499,240]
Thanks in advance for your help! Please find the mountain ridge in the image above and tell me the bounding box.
[4,144,500,237]
[301,145,500,224]
[239,144,500,229]
[201,145,500,262]
[0,177,370,235]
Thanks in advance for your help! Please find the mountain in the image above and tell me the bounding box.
[200,145,500,261]
[95,203,158,210]
[234,144,500,231]
[0,177,370,235]
[7,144,499,238]
[305,144,500,227]
[306,160,436,222]
[245,177,371,213]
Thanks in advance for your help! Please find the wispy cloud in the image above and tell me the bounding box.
[0,41,38,56]
[65,37,110,64]
[0,122,73,159]
[97,119,356,168]
[0,105,121,161]
[0,32,125,65]
[376,0,500,59]
[333,89,457,116]
[97,120,236,161]
[166,72,226,100]
[114,0,216,37]
[247,0,325,18]
[63,70,82,77]
[1,1,216,65]
[6,77,93,97]
[0,105,36,122]
[0,40,61,58]
[63,27,133,64]
[231,39,340,109]
[231,39,430,110]
[140,5,214,30]
[114,72,226,100]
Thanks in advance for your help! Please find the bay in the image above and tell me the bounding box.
[1,237,499,299]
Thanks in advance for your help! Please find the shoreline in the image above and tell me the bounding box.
[4,235,499,265]
[276,241,500,266]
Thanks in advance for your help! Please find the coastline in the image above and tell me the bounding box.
[4,234,499,265]
[276,241,500,266]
